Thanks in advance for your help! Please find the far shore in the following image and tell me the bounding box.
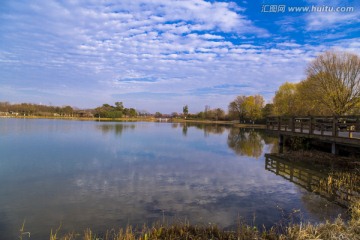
[0,115,266,128]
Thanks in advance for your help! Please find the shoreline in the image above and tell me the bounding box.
[1,115,267,128]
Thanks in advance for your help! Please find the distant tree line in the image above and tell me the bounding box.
[0,102,75,117]
[94,102,137,118]
[184,105,227,121]
[174,100,265,123]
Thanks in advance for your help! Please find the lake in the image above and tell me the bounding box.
[0,119,347,239]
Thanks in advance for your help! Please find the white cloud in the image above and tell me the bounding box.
[0,0,359,112]
[306,12,359,31]
[302,0,360,31]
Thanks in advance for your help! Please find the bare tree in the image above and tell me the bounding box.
[228,95,247,123]
[306,51,360,115]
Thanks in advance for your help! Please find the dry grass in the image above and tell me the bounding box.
[43,201,360,240]
[18,220,31,240]
[314,171,360,207]
[279,198,360,240]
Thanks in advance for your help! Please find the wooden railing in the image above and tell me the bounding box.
[266,116,360,139]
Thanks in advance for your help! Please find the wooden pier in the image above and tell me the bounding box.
[266,116,360,154]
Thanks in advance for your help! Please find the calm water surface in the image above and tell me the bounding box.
[0,119,346,239]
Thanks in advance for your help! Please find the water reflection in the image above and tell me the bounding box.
[299,191,348,222]
[227,128,264,158]
[171,123,229,137]
[187,123,228,136]
[97,123,136,135]
[182,124,188,136]
[265,154,359,208]
[171,123,180,128]
[0,119,347,239]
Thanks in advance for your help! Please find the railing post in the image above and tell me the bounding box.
[356,117,360,132]
[278,117,281,131]
[265,156,269,170]
[300,120,303,133]
[291,117,295,132]
[309,117,314,134]
[278,134,284,154]
[332,116,338,137]
[331,142,338,154]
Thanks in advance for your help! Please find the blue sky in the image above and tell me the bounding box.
[0,0,359,113]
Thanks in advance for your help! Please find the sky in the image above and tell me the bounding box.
[0,0,359,113]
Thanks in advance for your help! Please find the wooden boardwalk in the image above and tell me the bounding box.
[266,116,360,152]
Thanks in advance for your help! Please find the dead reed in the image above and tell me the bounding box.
[43,200,359,240]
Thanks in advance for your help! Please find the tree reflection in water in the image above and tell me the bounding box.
[96,123,136,136]
[227,128,264,158]
[182,123,188,136]
[173,124,278,157]
[179,123,228,137]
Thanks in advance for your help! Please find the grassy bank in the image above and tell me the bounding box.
[18,199,359,240]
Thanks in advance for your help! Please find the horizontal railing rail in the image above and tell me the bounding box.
[266,116,360,139]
